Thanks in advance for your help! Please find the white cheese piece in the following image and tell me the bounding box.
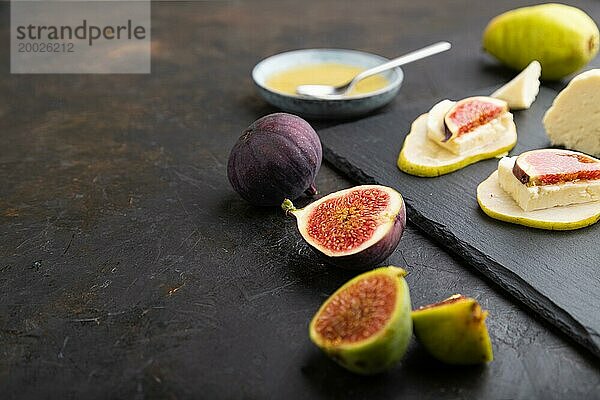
[492,61,541,110]
[497,156,600,212]
[543,69,600,156]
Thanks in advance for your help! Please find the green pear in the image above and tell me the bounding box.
[483,4,599,80]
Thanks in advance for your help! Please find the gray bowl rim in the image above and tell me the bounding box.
[252,48,404,101]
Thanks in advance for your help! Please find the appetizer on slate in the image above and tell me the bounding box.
[477,149,600,230]
[398,96,517,177]
[544,69,600,157]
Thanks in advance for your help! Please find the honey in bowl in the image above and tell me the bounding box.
[265,63,389,96]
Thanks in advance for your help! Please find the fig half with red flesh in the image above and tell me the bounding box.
[282,185,406,270]
[512,149,600,186]
[443,96,508,141]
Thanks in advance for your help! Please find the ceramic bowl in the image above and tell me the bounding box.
[252,49,403,119]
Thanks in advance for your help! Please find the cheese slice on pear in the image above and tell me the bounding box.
[477,171,600,230]
[491,61,541,110]
[398,113,517,177]
[426,97,510,155]
[543,69,600,156]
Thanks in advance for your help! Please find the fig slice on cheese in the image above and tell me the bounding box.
[491,61,541,110]
[424,96,514,156]
[444,96,508,141]
[399,95,516,177]
[477,150,600,230]
[512,149,600,187]
[543,69,600,156]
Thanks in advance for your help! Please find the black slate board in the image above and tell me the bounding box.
[319,86,600,358]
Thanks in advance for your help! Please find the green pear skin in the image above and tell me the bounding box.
[483,4,599,80]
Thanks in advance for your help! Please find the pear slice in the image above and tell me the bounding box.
[398,113,517,177]
[477,170,600,230]
[492,61,541,110]
[412,295,493,365]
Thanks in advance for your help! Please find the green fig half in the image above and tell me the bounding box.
[309,266,412,375]
[412,294,493,365]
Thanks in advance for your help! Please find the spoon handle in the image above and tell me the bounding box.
[349,41,451,90]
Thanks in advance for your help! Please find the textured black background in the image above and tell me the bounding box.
[1,1,599,399]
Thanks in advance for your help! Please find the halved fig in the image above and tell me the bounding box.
[282,185,405,269]
[412,295,493,365]
[444,96,508,141]
[309,266,412,375]
[491,60,541,110]
[512,149,600,186]
[477,169,600,230]
[398,113,516,177]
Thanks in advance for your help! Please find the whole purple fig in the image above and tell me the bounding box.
[227,113,322,206]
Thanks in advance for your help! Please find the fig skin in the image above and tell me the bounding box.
[309,266,413,375]
[412,295,493,365]
[227,113,322,206]
[282,185,406,270]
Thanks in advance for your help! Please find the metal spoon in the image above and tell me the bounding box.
[296,41,451,99]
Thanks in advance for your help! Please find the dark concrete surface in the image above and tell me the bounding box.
[0,1,599,399]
